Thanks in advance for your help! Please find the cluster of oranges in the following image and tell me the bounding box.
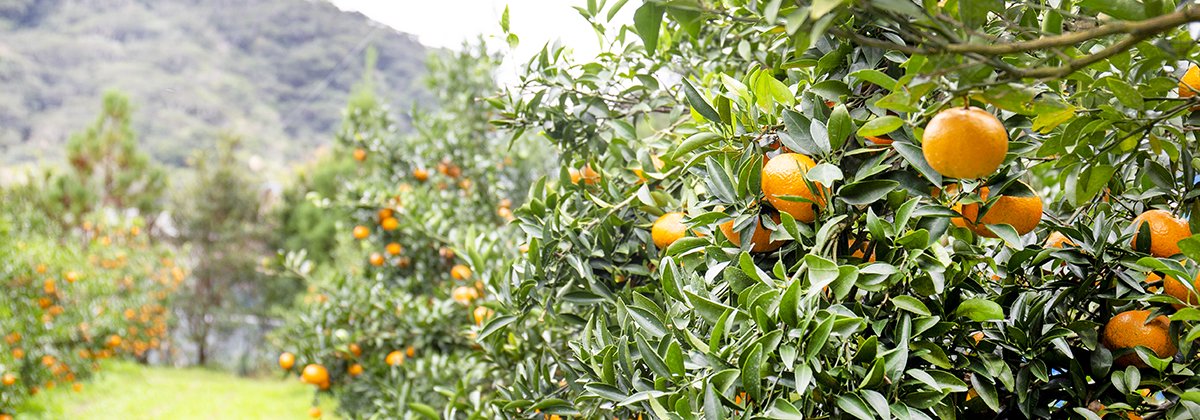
[282,341,419,418]
[1,220,180,417]
[647,101,1196,381]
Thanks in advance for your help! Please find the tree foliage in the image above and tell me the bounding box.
[44,92,166,225]
[172,136,272,366]
[280,1,1200,418]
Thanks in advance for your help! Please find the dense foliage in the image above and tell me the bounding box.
[274,43,548,418]
[0,185,180,417]
[0,0,428,167]
[274,0,1200,418]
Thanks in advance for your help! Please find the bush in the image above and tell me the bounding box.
[0,186,179,416]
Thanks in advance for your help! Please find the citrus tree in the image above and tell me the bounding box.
[475,0,1200,418]
[0,184,180,418]
[273,43,547,418]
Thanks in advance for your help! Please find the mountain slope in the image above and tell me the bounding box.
[0,0,428,167]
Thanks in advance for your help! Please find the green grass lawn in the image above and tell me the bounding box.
[18,361,338,419]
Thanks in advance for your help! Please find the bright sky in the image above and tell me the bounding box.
[330,0,632,61]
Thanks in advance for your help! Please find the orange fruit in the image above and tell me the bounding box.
[368,253,385,266]
[922,107,1008,179]
[352,225,370,240]
[865,135,893,145]
[12,348,24,359]
[2,373,16,386]
[1045,232,1074,248]
[1130,209,1190,257]
[1102,310,1176,368]
[452,286,479,304]
[353,148,367,162]
[381,217,399,231]
[413,168,430,182]
[309,406,323,418]
[406,346,415,358]
[0,414,9,420]
[301,364,329,385]
[473,306,494,325]
[762,153,824,223]
[106,335,122,348]
[959,185,1043,238]
[1180,64,1200,98]
[65,271,79,283]
[1160,272,1200,308]
[579,165,600,185]
[348,363,363,376]
[719,214,785,253]
[348,343,362,357]
[377,208,394,221]
[651,212,689,249]
[73,383,82,392]
[849,240,876,262]
[386,242,403,256]
[279,352,296,370]
[451,264,472,281]
[386,350,405,366]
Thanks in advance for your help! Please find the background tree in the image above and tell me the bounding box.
[173,135,270,367]
[45,91,166,226]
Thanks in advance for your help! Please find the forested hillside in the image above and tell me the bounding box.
[0,0,428,167]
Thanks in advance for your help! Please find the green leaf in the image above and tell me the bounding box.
[893,142,943,185]
[753,71,795,110]
[781,110,822,156]
[956,299,1004,322]
[970,374,1001,412]
[805,314,834,361]
[1179,235,1200,262]
[408,403,440,419]
[849,69,897,90]
[628,305,668,338]
[811,0,846,18]
[835,394,874,420]
[1107,78,1144,110]
[742,343,764,402]
[828,105,853,150]
[1079,0,1146,20]
[682,79,724,126]
[840,180,900,206]
[672,132,723,159]
[500,5,511,32]
[891,295,931,316]
[857,116,903,137]
[633,2,665,55]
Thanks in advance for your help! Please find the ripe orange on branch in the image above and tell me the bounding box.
[386,350,405,366]
[921,107,1008,179]
[279,352,296,370]
[720,214,784,253]
[1102,310,1175,368]
[1180,64,1200,98]
[1130,209,1190,257]
[959,185,1043,237]
[301,364,329,386]
[761,153,823,223]
[352,225,370,240]
[651,212,690,249]
[451,264,472,280]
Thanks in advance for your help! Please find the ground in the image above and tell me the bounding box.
[17,361,338,419]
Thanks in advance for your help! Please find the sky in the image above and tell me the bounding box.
[330,0,632,62]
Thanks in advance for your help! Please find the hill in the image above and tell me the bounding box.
[0,0,428,167]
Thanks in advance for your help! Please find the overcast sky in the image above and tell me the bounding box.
[330,0,632,61]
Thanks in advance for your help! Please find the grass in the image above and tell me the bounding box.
[18,361,338,419]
